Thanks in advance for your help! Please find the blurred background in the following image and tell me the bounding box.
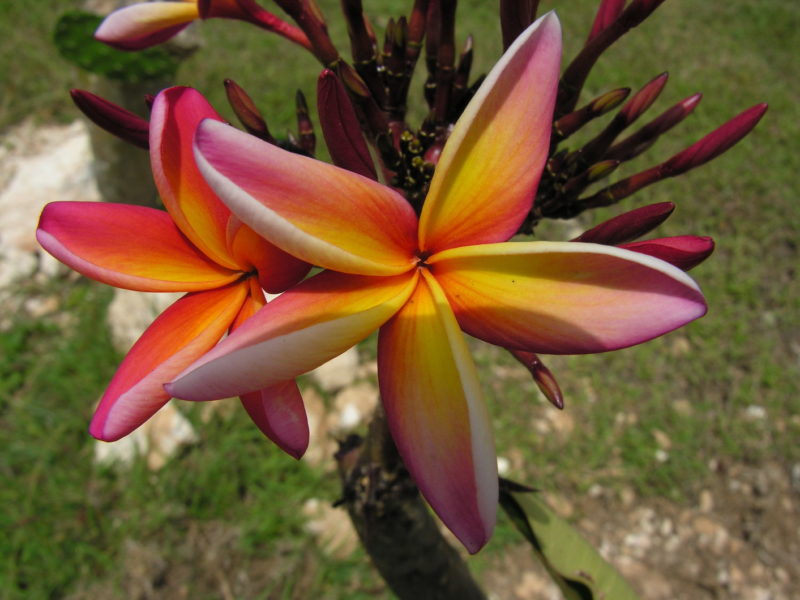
[1,1,797,598]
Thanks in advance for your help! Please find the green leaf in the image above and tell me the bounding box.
[53,10,178,82]
[500,488,641,600]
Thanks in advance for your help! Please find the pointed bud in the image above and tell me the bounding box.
[554,87,630,139]
[581,103,767,207]
[621,236,715,271]
[317,69,377,179]
[587,0,625,42]
[580,73,668,164]
[295,89,316,155]
[509,350,564,410]
[663,103,768,175]
[562,160,620,195]
[606,93,702,161]
[573,202,675,245]
[557,0,668,116]
[500,0,540,50]
[224,79,275,143]
[70,89,149,149]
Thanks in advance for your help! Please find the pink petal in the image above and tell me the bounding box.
[167,270,419,401]
[37,201,240,292]
[240,382,309,459]
[379,270,497,553]
[429,241,707,354]
[90,283,248,441]
[418,13,562,253]
[194,119,418,276]
[150,87,239,270]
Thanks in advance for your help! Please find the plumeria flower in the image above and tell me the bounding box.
[36,87,311,457]
[95,0,310,52]
[168,14,707,552]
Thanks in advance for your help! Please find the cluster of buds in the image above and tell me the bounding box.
[79,0,765,232]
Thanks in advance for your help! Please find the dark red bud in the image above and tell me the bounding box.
[620,235,715,270]
[664,103,768,175]
[70,89,149,149]
[554,87,629,139]
[573,202,675,244]
[509,350,564,409]
[587,0,625,42]
[317,69,377,179]
[224,79,275,143]
[295,89,316,155]
[606,93,702,161]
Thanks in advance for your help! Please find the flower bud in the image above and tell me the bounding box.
[573,202,675,245]
[70,89,149,149]
[587,0,625,42]
[295,90,316,155]
[621,235,715,271]
[509,350,564,409]
[663,103,768,175]
[317,69,377,179]
[224,79,275,143]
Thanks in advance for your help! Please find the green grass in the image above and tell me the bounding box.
[2,0,798,597]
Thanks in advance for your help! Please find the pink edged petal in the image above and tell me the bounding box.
[429,241,707,354]
[418,13,562,253]
[37,201,240,292]
[95,2,198,51]
[150,87,240,270]
[90,282,249,441]
[379,270,497,553]
[167,270,420,401]
[240,382,309,459]
[226,216,310,293]
[194,119,418,276]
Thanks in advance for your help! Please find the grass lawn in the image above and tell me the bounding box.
[1,0,798,598]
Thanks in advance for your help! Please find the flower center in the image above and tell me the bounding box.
[416,250,432,269]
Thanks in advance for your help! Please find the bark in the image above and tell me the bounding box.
[336,409,487,600]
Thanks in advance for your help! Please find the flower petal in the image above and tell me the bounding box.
[37,202,240,292]
[150,87,240,270]
[379,270,497,553]
[194,119,418,275]
[90,283,248,441]
[95,1,198,51]
[430,242,707,354]
[226,216,310,294]
[418,13,562,253]
[167,270,419,401]
[240,382,309,459]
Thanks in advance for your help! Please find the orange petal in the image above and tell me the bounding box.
[418,13,562,253]
[167,270,419,400]
[378,270,497,553]
[194,119,418,275]
[90,283,248,441]
[150,87,240,270]
[37,201,240,292]
[430,241,707,354]
[226,216,310,294]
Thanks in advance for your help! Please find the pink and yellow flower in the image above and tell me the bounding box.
[167,14,706,551]
[36,87,311,457]
[94,0,310,51]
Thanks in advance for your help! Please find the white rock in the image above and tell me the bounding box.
[0,121,99,287]
[107,288,182,351]
[310,346,360,392]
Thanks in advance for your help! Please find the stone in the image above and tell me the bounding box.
[331,381,378,434]
[107,288,183,351]
[302,498,358,558]
[309,347,360,392]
